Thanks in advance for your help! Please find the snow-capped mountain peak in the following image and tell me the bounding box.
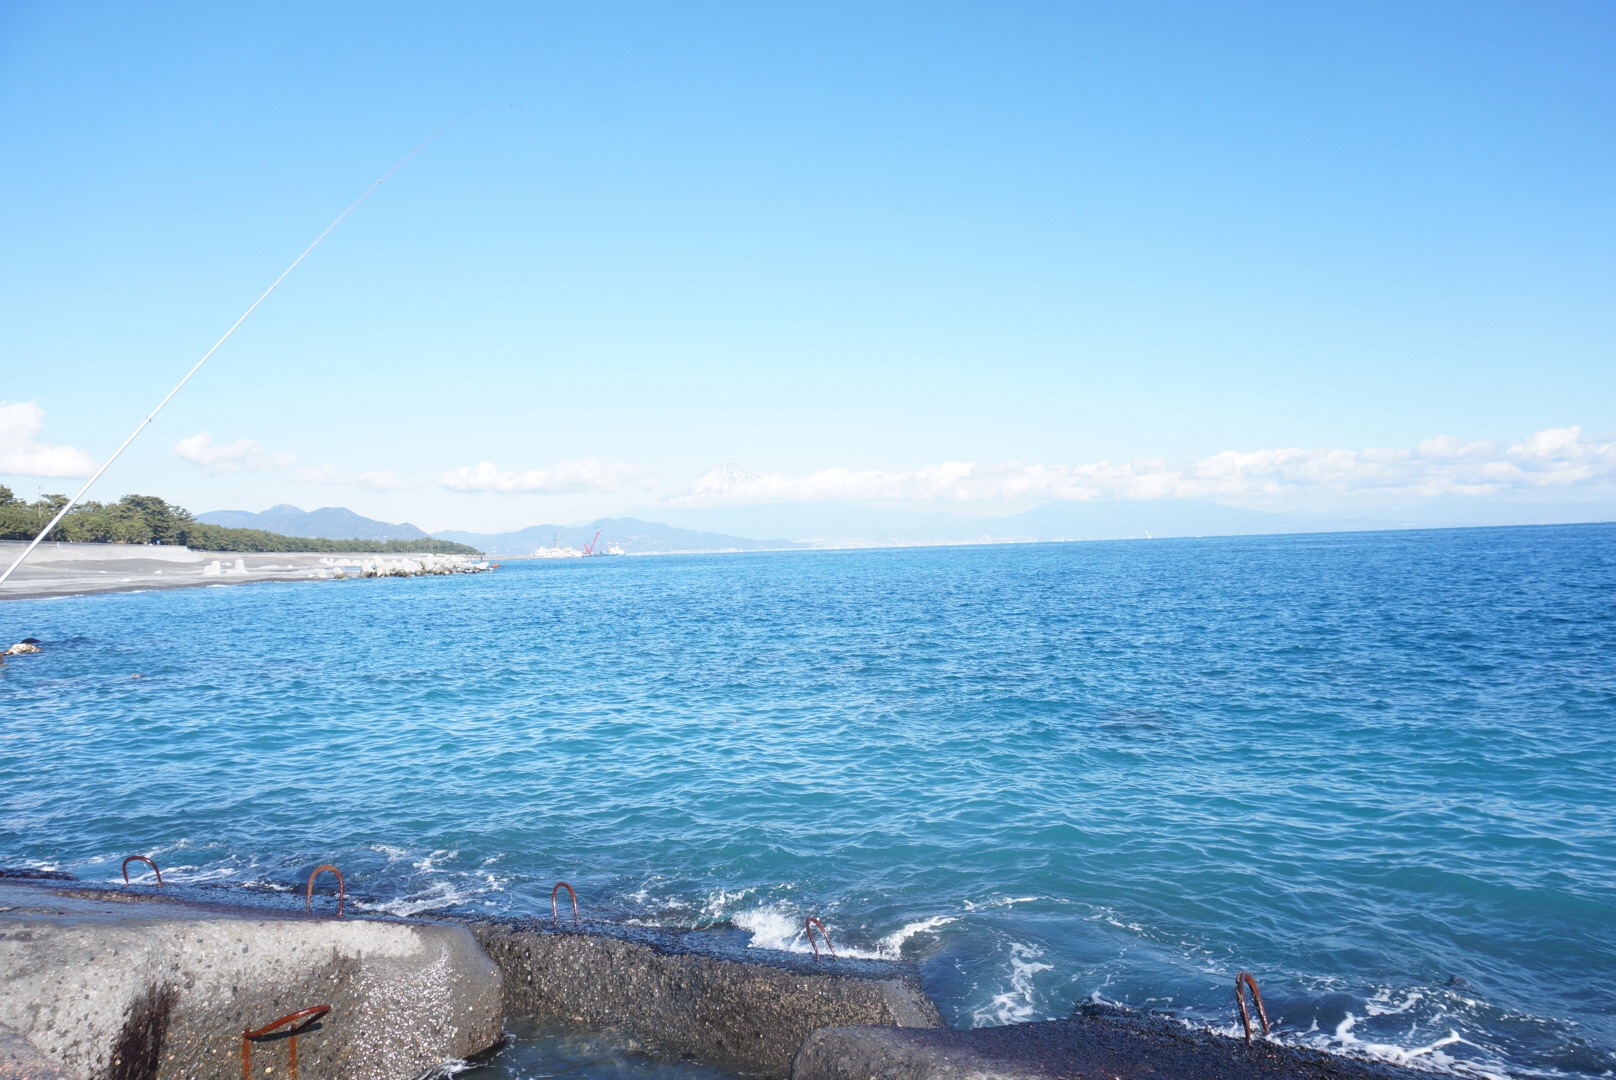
[691,463,762,496]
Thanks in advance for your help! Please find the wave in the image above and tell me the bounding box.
[878,915,958,959]
[354,879,491,918]
[1195,984,1547,1080]
[963,895,1044,911]
[971,943,1054,1026]
[729,903,881,959]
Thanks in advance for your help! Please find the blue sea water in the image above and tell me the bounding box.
[2,525,1614,1079]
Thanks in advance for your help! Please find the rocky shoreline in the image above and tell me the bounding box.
[0,541,494,602]
[0,873,1441,1080]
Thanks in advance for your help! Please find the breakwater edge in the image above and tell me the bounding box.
[0,540,494,602]
[0,872,1438,1080]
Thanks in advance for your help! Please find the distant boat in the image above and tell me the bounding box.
[531,546,583,559]
[533,532,584,559]
[531,532,625,558]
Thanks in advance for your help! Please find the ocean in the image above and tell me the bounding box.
[2,524,1613,1079]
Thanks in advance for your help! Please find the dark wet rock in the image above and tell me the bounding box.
[473,920,942,1077]
[791,1010,1425,1080]
[0,868,76,881]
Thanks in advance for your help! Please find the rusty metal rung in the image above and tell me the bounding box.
[305,864,344,917]
[1236,970,1270,1045]
[241,1004,330,1080]
[121,855,162,887]
[805,916,836,960]
[552,881,579,925]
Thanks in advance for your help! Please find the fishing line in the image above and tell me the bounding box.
[0,103,523,588]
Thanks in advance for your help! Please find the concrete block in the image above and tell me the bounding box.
[472,920,942,1077]
[0,881,502,1080]
[790,1007,1425,1080]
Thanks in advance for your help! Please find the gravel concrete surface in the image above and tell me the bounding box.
[0,879,502,1080]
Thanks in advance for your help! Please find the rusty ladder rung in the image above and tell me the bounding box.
[305,864,344,917]
[241,1004,330,1080]
[552,881,579,925]
[805,916,836,960]
[1236,971,1270,1045]
[121,855,162,886]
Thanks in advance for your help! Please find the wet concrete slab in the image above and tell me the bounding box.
[791,1005,1425,1080]
[471,918,942,1077]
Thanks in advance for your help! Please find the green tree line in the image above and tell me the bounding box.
[0,488,482,556]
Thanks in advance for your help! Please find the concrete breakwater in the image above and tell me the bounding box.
[0,878,936,1080]
[468,919,941,1075]
[0,879,501,1080]
[0,876,1434,1080]
[0,542,494,601]
[793,1005,1426,1080]
[332,554,493,579]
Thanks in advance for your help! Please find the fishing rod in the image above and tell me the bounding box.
[0,103,519,589]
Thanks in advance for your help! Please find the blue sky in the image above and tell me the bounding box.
[2,2,1612,531]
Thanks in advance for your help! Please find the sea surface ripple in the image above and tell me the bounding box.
[2,525,1614,1079]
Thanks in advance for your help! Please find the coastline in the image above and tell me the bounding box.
[0,541,489,602]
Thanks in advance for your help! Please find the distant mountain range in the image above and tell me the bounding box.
[434,518,797,556]
[194,499,1350,558]
[637,498,1352,547]
[197,505,795,555]
[194,499,1345,555]
[196,504,430,542]
[199,495,1614,559]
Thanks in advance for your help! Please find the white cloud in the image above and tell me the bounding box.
[174,435,407,489]
[297,464,409,491]
[0,401,97,478]
[666,426,1616,507]
[441,458,654,494]
[174,433,295,472]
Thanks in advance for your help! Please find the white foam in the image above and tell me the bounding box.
[701,886,755,920]
[148,864,243,884]
[1310,1014,1512,1080]
[731,903,885,959]
[1364,987,1426,1017]
[877,916,957,959]
[355,880,478,917]
[733,904,815,953]
[623,878,692,916]
[971,943,1053,1026]
[1192,1005,1522,1080]
[413,848,456,872]
[963,895,1042,911]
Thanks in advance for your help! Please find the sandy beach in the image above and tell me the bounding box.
[0,541,481,601]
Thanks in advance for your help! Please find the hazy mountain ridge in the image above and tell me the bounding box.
[196,504,429,542]
[637,498,1346,547]
[432,517,799,556]
[198,495,1615,560]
